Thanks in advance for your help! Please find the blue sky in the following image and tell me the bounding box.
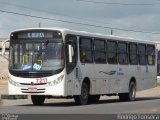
[0,0,160,41]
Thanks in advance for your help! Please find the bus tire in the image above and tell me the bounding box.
[31,95,45,105]
[119,81,136,101]
[88,95,100,103]
[74,82,89,105]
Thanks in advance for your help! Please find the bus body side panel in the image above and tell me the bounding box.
[65,65,81,96]
[116,65,128,93]
[120,65,141,93]
[65,63,95,96]
[118,65,156,93]
[93,64,109,94]
[136,65,156,91]
[65,62,157,96]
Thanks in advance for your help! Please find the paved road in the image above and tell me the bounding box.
[1,96,160,114]
[1,96,160,120]
[1,86,160,113]
[1,87,160,120]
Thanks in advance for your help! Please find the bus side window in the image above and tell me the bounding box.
[138,44,147,65]
[129,43,138,65]
[79,37,93,63]
[107,40,118,64]
[118,42,128,65]
[147,45,155,65]
[80,51,86,62]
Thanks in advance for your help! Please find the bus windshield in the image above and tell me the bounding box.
[9,40,64,72]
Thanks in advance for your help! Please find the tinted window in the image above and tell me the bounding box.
[107,41,118,64]
[147,45,155,65]
[129,43,138,65]
[94,39,106,63]
[118,42,128,64]
[138,44,146,65]
[80,37,93,63]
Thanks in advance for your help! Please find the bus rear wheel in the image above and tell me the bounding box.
[31,95,45,105]
[74,82,89,105]
[119,81,136,101]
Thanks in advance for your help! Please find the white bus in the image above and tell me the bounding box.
[8,28,157,105]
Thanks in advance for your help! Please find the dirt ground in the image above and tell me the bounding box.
[0,56,9,80]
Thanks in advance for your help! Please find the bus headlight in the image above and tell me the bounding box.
[48,74,64,86]
[9,79,20,87]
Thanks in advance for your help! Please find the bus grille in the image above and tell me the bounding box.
[21,88,45,93]
[20,83,47,85]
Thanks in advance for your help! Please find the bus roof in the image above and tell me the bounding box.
[10,28,156,45]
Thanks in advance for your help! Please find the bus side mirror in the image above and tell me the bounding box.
[68,44,74,63]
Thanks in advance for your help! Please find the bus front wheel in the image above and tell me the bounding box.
[31,95,45,105]
[74,82,89,105]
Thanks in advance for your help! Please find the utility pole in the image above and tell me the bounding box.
[38,23,41,28]
[111,29,113,35]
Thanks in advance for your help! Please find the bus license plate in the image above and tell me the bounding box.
[28,87,37,92]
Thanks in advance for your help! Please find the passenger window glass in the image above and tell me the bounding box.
[80,37,93,63]
[107,41,117,64]
[138,44,146,65]
[118,42,128,65]
[94,39,106,63]
[80,38,92,50]
[147,45,155,65]
[129,43,138,65]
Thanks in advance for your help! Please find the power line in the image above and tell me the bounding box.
[0,9,160,34]
[0,0,159,33]
[77,0,160,6]
[0,1,140,30]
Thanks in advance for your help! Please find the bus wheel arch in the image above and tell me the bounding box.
[74,77,90,105]
[130,77,136,87]
[118,77,136,101]
[128,77,137,101]
[82,77,91,92]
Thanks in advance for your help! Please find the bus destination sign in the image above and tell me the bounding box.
[17,31,54,39]
[27,32,45,38]
[14,30,62,39]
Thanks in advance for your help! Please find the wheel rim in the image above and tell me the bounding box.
[80,83,89,104]
[81,85,88,100]
[130,83,136,100]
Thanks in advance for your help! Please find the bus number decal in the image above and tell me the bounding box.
[36,78,47,84]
